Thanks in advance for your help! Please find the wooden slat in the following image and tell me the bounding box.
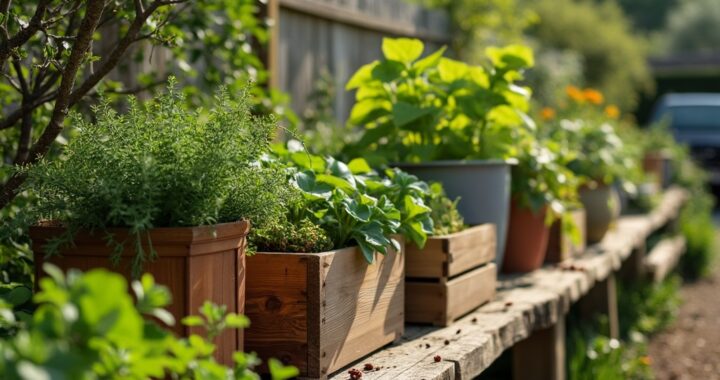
[406,224,495,278]
[645,236,687,283]
[512,318,566,380]
[406,263,496,326]
[319,245,405,376]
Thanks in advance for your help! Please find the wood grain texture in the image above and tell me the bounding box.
[29,221,249,365]
[406,264,496,326]
[246,244,404,379]
[406,224,496,278]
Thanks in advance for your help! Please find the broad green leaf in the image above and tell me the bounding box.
[316,174,355,193]
[290,152,326,172]
[403,195,431,220]
[295,171,333,200]
[348,158,372,174]
[342,199,371,222]
[392,102,435,128]
[382,38,424,64]
[268,358,300,380]
[371,60,406,82]
[438,58,469,82]
[413,45,447,72]
[4,286,32,306]
[346,61,379,90]
[349,98,391,125]
[485,45,535,70]
[225,313,250,328]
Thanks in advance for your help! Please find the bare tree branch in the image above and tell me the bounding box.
[0,0,105,208]
[0,0,51,69]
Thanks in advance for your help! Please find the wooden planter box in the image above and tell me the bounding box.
[545,209,586,263]
[29,221,249,365]
[405,224,497,326]
[245,243,404,379]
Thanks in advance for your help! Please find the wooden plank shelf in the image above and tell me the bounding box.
[327,187,688,380]
[645,236,687,283]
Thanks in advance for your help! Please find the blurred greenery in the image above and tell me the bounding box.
[524,0,653,110]
[660,0,720,55]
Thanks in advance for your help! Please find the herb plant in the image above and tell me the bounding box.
[254,144,434,263]
[14,81,292,275]
[343,38,534,164]
[0,264,298,380]
[426,183,465,236]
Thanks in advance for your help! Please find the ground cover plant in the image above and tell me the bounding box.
[0,264,298,380]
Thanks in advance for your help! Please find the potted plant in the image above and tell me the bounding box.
[244,145,433,378]
[15,82,291,363]
[640,123,676,189]
[502,132,581,273]
[343,38,535,266]
[404,183,498,326]
[538,88,637,243]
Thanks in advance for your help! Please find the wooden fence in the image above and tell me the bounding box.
[267,0,451,122]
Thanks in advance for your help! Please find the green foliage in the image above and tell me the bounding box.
[344,37,534,164]
[426,183,465,236]
[618,276,681,338]
[12,82,291,276]
[512,136,580,217]
[412,0,536,62]
[0,265,298,380]
[680,196,717,279]
[661,0,720,54]
[249,218,334,254]
[567,321,653,380]
[525,0,653,110]
[257,145,434,262]
[617,0,678,32]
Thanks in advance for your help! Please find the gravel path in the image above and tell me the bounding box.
[648,265,720,380]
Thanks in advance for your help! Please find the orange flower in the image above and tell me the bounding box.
[639,356,652,366]
[604,105,620,119]
[566,85,585,103]
[540,107,556,121]
[583,88,604,105]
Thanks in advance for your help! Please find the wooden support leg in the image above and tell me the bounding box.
[512,317,566,380]
[619,243,646,282]
[578,274,620,339]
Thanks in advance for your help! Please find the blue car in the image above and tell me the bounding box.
[651,93,720,184]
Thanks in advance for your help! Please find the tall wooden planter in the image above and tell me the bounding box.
[30,221,249,365]
[405,224,497,326]
[545,208,587,263]
[245,244,404,379]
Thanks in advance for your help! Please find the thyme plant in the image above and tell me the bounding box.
[16,81,292,275]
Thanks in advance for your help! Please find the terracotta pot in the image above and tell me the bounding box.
[30,220,249,365]
[643,151,672,189]
[502,201,550,273]
[579,185,621,243]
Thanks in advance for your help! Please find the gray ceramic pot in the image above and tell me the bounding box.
[579,185,621,244]
[395,160,512,266]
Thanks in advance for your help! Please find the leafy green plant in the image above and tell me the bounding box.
[426,183,465,236]
[254,144,434,262]
[0,264,298,380]
[343,37,534,164]
[10,81,292,276]
[511,135,580,220]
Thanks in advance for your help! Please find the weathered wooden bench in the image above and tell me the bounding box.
[327,187,688,380]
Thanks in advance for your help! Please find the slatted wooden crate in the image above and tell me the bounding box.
[405,224,496,326]
[245,243,404,379]
[30,221,249,365]
[545,208,586,263]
